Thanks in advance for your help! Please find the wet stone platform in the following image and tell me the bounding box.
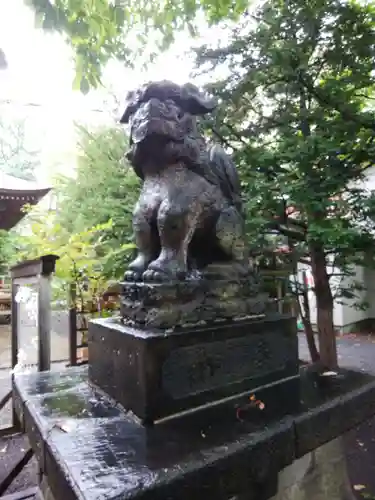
[12,365,375,500]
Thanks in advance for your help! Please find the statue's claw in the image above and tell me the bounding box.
[123,270,142,282]
[143,258,188,282]
[142,269,169,282]
[125,254,152,281]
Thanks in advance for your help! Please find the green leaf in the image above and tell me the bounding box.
[24,0,250,90]
[79,76,90,94]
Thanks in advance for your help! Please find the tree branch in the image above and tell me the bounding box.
[298,72,375,132]
[209,126,238,151]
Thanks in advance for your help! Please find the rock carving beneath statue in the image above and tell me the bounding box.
[120,278,274,329]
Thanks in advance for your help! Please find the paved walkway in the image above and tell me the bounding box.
[299,332,375,374]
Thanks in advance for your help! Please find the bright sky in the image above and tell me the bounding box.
[0,0,209,184]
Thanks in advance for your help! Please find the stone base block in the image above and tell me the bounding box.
[88,314,299,424]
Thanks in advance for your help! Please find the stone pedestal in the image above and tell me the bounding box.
[13,365,375,500]
[88,314,299,424]
[33,438,357,500]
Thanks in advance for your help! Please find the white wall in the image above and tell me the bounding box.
[298,261,375,332]
[297,261,375,331]
[337,166,375,329]
[295,262,345,329]
[339,265,367,327]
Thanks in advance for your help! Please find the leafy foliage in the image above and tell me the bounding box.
[25,0,248,92]
[14,0,375,368]
[54,124,139,277]
[17,206,134,305]
[196,0,375,366]
[0,230,20,275]
[15,123,138,298]
[198,0,375,258]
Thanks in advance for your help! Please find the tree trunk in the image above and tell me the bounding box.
[287,237,320,363]
[296,66,337,370]
[309,242,338,369]
[301,315,320,363]
[296,276,320,363]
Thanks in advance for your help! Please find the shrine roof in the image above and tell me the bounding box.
[0,173,51,230]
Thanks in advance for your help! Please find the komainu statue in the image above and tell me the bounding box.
[120,80,249,282]
[119,81,268,328]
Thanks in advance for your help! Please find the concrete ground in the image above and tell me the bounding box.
[1,332,375,497]
[0,434,38,495]
[299,332,375,375]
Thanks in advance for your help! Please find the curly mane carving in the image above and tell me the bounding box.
[120,80,243,213]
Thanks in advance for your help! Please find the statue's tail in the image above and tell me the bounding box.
[208,144,243,213]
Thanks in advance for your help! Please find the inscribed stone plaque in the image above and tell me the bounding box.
[161,332,294,399]
[14,282,39,373]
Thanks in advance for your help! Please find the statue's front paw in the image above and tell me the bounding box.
[124,270,143,281]
[124,254,152,281]
[142,269,169,282]
[142,258,188,282]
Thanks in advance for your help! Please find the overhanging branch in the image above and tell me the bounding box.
[298,72,375,132]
